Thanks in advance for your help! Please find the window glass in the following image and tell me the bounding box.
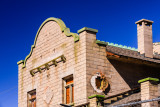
[64,77,74,104]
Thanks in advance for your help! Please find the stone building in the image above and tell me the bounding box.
[18,18,160,107]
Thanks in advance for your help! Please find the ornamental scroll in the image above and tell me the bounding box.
[91,70,109,93]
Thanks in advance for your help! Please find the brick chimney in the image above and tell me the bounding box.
[135,19,153,58]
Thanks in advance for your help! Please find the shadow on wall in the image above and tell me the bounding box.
[104,84,110,95]
[108,58,160,89]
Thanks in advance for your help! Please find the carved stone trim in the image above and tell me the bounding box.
[91,70,109,93]
[30,55,66,76]
[91,75,103,93]
[43,86,53,104]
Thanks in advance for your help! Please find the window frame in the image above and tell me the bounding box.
[63,76,74,104]
[27,89,36,107]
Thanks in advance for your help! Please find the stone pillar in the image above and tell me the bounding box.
[88,95,105,107]
[89,97,97,107]
[138,77,159,107]
[77,27,98,104]
[78,27,97,44]
[73,27,98,106]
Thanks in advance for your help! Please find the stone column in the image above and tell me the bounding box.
[88,95,105,107]
[138,77,159,107]
[76,27,98,105]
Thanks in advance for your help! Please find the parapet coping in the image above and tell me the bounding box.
[138,77,159,83]
[96,40,108,46]
[88,94,105,99]
[96,40,138,51]
[153,42,160,45]
[77,27,98,34]
[17,17,79,68]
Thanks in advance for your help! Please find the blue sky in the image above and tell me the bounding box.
[0,0,160,107]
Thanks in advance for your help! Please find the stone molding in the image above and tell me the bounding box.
[78,27,98,34]
[17,17,79,68]
[30,55,66,76]
[138,77,159,83]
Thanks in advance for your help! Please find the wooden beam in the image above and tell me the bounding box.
[106,51,120,58]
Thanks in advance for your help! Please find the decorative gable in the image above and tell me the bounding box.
[17,17,79,69]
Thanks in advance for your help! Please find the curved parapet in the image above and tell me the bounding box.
[17,17,79,68]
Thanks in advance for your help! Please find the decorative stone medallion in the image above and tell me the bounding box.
[91,70,109,93]
[43,86,53,104]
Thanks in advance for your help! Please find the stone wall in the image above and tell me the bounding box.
[153,42,160,54]
[18,18,131,107]
[18,19,88,107]
[80,30,130,98]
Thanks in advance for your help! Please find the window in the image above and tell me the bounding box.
[64,76,74,104]
[27,89,36,107]
[96,77,102,89]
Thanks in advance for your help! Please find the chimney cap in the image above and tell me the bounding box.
[135,19,154,24]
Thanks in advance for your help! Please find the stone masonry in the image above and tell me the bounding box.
[136,19,153,58]
[139,78,159,107]
[18,18,160,107]
[78,29,130,98]
[153,42,160,54]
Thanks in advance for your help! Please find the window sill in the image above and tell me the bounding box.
[67,103,74,106]
[69,103,74,106]
[60,103,74,107]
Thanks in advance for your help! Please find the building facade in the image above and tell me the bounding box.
[18,18,160,107]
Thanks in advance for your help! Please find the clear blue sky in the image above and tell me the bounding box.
[0,0,160,107]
